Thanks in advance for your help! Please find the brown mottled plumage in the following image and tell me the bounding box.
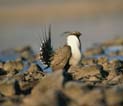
[51,45,71,71]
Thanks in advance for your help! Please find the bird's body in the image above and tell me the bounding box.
[40,26,82,71]
[50,45,71,71]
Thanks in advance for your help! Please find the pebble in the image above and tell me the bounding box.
[83,47,104,56]
[68,65,109,80]
[3,61,23,73]
[82,57,97,65]
[0,79,20,96]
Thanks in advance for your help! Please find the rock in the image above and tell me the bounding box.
[15,46,35,61]
[101,62,111,71]
[106,70,118,81]
[0,62,3,69]
[3,61,23,73]
[108,51,119,56]
[104,45,123,56]
[97,56,108,65]
[27,63,43,73]
[119,51,123,56]
[0,95,24,106]
[103,60,123,82]
[64,81,106,106]
[107,74,123,85]
[105,86,123,106]
[20,51,34,61]
[15,57,23,62]
[0,79,20,96]
[18,80,37,94]
[23,70,64,106]
[23,63,45,82]
[13,63,45,92]
[81,57,97,65]
[109,59,122,70]
[83,47,104,56]
[63,81,85,105]
[0,62,6,76]
[1,100,14,106]
[80,89,105,106]
[68,65,109,80]
[101,59,123,73]
[102,37,123,46]
[0,69,7,75]
[15,46,32,53]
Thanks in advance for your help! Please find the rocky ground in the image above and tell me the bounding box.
[0,38,123,106]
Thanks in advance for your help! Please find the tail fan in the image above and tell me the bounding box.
[40,25,53,68]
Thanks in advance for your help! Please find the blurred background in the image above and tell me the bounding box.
[0,0,123,52]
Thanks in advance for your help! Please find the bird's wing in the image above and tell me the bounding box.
[51,45,71,71]
[40,25,53,68]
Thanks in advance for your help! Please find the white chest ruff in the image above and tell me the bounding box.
[67,35,81,65]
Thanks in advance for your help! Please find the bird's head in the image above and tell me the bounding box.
[63,31,82,38]
[69,31,82,37]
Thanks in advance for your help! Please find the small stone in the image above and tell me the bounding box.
[102,37,123,46]
[3,61,23,73]
[15,46,32,53]
[108,51,119,56]
[108,75,123,85]
[97,56,108,65]
[27,63,43,73]
[107,70,118,80]
[102,62,111,71]
[16,57,23,62]
[0,79,20,96]
[80,89,105,106]
[68,65,108,80]
[109,59,122,70]
[119,51,123,56]
[102,59,123,73]
[0,69,7,75]
[83,47,104,56]
[1,100,14,106]
[15,46,34,61]
[106,87,123,106]
[64,81,85,105]
[82,57,97,65]
[21,51,33,61]
[0,62,3,69]
[22,63,45,82]
[23,70,63,106]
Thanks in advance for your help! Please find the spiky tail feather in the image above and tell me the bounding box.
[40,25,53,68]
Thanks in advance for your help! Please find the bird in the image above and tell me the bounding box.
[39,25,82,71]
